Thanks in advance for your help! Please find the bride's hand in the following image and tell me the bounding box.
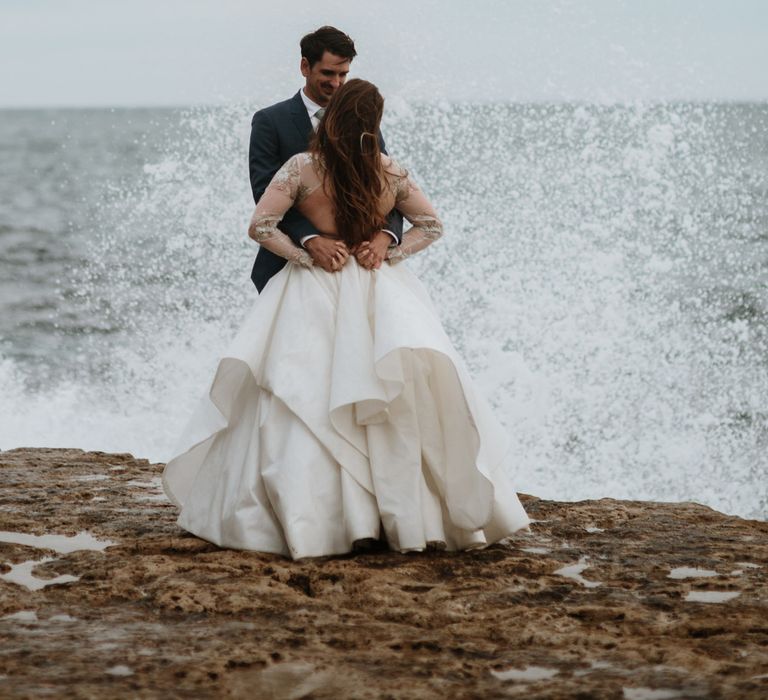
[305,237,349,273]
[354,231,390,270]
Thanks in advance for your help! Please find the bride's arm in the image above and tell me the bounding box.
[248,154,314,268]
[384,161,443,264]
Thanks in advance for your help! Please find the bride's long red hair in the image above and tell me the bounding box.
[308,79,388,248]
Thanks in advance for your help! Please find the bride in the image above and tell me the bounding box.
[162,79,531,559]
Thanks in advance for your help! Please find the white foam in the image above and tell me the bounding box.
[667,567,718,579]
[684,590,741,603]
[0,557,80,591]
[554,557,602,587]
[72,474,110,481]
[0,530,116,553]
[491,666,559,682]
[521,546,550,554]
[585,525,605,533]
[2,103,767,524]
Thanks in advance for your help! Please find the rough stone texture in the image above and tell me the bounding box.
[0,447,767,699]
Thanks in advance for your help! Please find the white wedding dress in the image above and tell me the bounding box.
[161,152,531,559]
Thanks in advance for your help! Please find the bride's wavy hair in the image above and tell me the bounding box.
[309,79,387,248]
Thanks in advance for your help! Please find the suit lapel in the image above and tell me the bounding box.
[289,90,313,145]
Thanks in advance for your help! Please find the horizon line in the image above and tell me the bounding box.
[2,97,768,111]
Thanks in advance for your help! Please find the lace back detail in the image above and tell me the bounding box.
[383,158,444,265]
[249,215,282,243]
[393,171,419,205]
[408,214,443,238]
[268,153,316,204]
[248,153,315,269]
[248,151,442,270]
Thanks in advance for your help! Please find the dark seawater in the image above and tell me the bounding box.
[1,101,767,519]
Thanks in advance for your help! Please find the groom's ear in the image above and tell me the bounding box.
[300,57,310,78]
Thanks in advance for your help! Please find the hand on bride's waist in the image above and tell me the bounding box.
[304,230,395,273]
[304,234,349,273]
[352,230,392,270]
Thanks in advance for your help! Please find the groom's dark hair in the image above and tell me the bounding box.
[300,26,357,67]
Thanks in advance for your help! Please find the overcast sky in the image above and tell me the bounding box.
[1,0,766,107]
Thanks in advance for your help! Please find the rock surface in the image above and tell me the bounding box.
[1,447,767,699]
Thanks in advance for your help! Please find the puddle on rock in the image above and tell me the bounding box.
[684,590,741,603]
[1,610,38,622]
[553,557,602,588]
[105,665,134,676]
[0,557,80,591]
[667,567,718,579]
[623,687,687,699]
[491,665,559,682]
[0,530,116,553]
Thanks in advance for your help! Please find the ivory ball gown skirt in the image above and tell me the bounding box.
[161,258,531,559]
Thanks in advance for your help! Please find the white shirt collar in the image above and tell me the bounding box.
[300,87,324,119]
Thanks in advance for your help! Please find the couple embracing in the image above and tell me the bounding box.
[161,26,531,560]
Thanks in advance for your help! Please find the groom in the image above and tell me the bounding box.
[248,26,404,293]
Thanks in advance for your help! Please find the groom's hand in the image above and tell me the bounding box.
[305,237,349,273]
[354,230,391,270]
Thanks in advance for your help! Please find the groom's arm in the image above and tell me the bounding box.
[249,109,319,246]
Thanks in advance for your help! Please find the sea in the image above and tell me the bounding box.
[1,100,766,520]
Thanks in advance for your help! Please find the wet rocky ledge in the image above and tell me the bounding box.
[0,447,766,699]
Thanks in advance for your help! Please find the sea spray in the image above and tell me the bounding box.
[1,101,766,519]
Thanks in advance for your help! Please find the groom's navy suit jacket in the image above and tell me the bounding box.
[248,90,404,292]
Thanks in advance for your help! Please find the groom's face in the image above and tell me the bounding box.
[301,51,351,106]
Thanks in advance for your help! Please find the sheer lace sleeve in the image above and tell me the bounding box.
[248,153,314,268]
[384,159,443,264]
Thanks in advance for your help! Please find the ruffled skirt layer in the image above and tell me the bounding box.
[162,259,530,559]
